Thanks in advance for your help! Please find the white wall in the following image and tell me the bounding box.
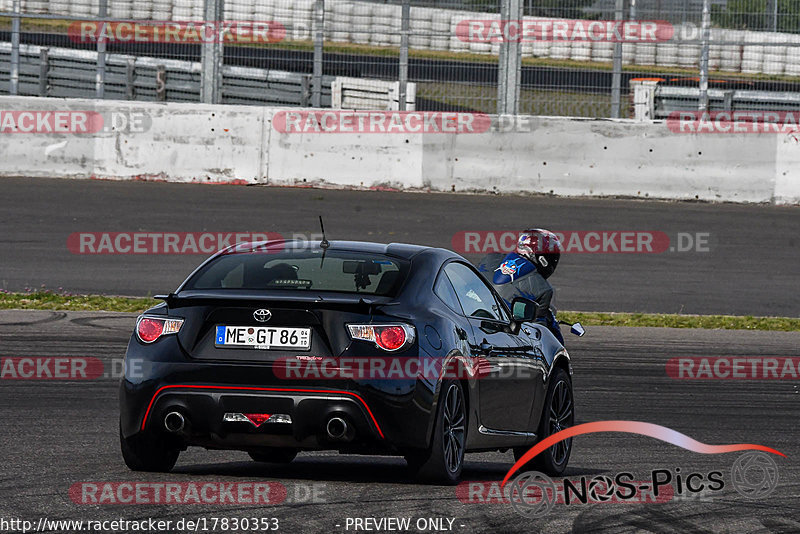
[0,98,266,183]
[432,118,778,202]
[0,96,797,205]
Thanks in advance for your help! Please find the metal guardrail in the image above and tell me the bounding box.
[5,1,800,117]
[631,78,800,120]
[655,85,800,117]
[0,42,334,107]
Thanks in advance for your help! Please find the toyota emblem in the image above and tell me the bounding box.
[253,309,272,323]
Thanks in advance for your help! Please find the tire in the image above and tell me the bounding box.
[407,380,466,485]
[513,367,573,476]
[248,448,298,464]
[119,420,180,472]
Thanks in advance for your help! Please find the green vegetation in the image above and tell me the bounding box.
[712,0,800,32]
[417,81,612,116]
[559,310,800,332]
[0,291,153,313]
[1,291,798,331]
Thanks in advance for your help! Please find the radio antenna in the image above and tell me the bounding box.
[319,216,330,268]
[319,216,330,249]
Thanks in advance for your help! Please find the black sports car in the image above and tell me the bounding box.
[120,239,577,483]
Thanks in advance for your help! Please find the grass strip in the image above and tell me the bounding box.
[559,310,800,332]
[1,292,798,331]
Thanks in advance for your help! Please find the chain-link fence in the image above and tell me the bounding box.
[2,0,800,117]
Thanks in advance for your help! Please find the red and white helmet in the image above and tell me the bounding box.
[516,229,561,279]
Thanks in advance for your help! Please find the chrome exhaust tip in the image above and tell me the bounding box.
[164,411,185,433]
[326,417,348,440]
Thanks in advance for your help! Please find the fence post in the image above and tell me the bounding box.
[398,0,410,111]
[497,0,522,115]
[610,0,624,118]
[38,48,49,97]
[312,0,324,108]
[96,0,108,99]
[768,0,778,31]
[126,59,136,100]
[156,65,167,101]
[301,74,311,107]
[10,0,20,95]
[698,0,710,113]
[200,0,222,104]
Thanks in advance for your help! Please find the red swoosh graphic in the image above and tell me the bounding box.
[501,420,785,487]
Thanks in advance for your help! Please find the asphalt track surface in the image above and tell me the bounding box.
[0,310,798,533]
[1,177,799,317]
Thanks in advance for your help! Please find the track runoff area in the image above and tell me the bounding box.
[0,179,797,534]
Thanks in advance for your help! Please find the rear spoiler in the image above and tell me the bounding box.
[154,293,177,306]
[154,292,399,312]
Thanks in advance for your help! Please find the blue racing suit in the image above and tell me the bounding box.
[477,252,565,345]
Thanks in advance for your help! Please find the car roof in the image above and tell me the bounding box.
[223,239,460,262]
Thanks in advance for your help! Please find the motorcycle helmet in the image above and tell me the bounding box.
[516,228,561,279]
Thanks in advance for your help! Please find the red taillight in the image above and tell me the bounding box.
[136,316,184,343]
[137,318,164,343]
[376,326,406,351]
[348,324,414,351]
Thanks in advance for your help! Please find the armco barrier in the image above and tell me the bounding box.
[0,95,798,204]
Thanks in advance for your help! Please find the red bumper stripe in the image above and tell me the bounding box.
[141,385,385,439]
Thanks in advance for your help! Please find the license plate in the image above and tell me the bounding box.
[215,326,311,350]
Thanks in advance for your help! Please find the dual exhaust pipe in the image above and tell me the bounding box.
[164,411,186,434]
[326,416,354,442]
[166,410,353,442]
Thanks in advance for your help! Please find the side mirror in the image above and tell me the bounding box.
[511,297,538,322]
[570,322,586,337]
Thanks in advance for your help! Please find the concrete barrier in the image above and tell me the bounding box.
[431,117,778,203]
[0,97,266,183]
[0,95,797,205]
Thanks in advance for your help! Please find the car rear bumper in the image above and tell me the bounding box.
[133,383,386,450]
[120,335,440,452]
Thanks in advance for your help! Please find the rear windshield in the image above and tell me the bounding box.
[182,249,409,297]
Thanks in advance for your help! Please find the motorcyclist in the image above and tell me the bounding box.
[477,229,565,344]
